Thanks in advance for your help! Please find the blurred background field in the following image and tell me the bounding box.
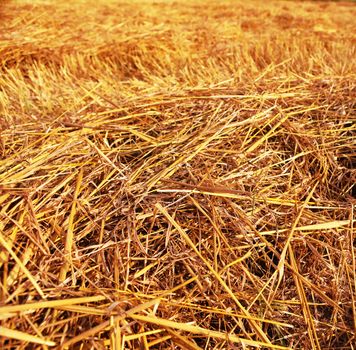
[0,0,355,349]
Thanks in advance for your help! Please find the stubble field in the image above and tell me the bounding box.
[0,0,355,349]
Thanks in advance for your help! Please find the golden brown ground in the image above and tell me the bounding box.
[0,0,355,349]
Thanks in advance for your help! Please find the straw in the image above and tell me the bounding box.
[0,0,355,348]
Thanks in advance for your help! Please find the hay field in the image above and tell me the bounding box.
[0,0,355,348]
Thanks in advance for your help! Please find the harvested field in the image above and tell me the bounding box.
[0,0,355,348]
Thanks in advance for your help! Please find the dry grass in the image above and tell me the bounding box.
[0,0,355,349]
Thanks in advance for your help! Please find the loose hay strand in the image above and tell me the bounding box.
[0,326,56,347]
[0,232,45,299]
[59,167,84,283]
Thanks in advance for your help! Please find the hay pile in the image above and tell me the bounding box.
[0,0,355,348]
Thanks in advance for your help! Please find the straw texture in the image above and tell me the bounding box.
[0,0,355,348]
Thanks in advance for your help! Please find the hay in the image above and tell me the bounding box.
[0,0,355,348]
